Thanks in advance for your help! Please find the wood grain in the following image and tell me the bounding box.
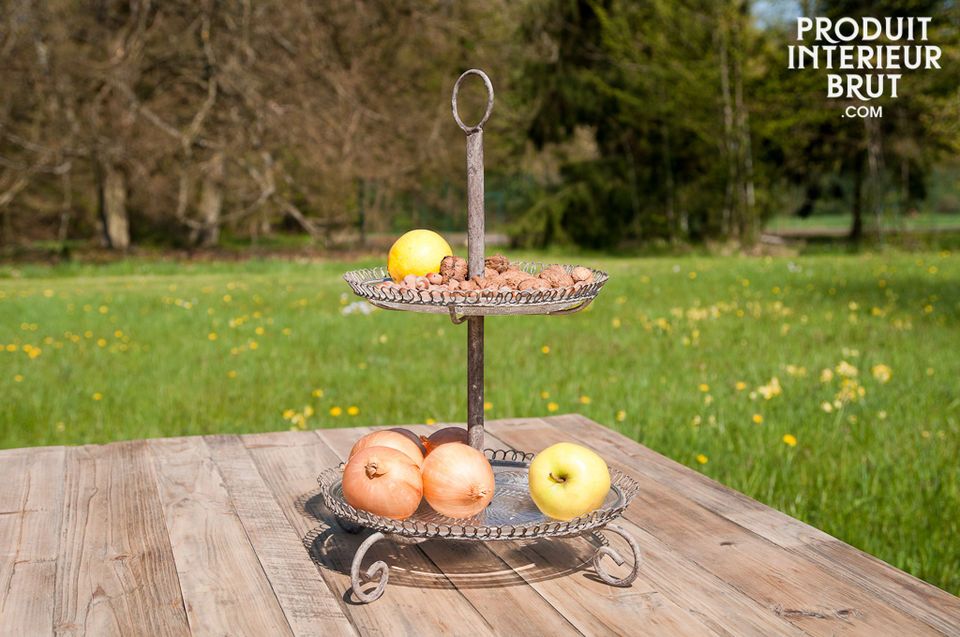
[203,434,356,637]
[243,428,497,636]
[149,436,293,636]
[518,415,948,636]
[0,446,66,635]
[54,442,190,637]
[3,416,955,636]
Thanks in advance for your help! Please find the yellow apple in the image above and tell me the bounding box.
[528,442,611,521]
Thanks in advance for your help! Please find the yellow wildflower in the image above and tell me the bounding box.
[820,368,834,383]
[696,454,708,464]
[282,409,295,420]
[484,401,493,411]
[616,410,626,422]
[98,305,108,314]
[698,383,710,392]
[547,402,559,412]
[312,388,324,398]
[208,333,217,341]
[835,361,858,378]
[541,345,550,354]
[579,395,592,405]
[347,406,359,416]
[329,406,342,417]
[304,406,315,417]
[757,377,782,400]
[227,370,237,378]
[871,364,892,384]
[782,434,797,447]
[425,418,437,425]
[92,392,103,401]
[752,414,764,424]
[820,401,833,413]
[735,381,747,391]
[249,341,258,350]
[255,326,265,335]
[611,318,621,329]
[13,374,23,382]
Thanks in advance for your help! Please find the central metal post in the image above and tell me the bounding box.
[451,69,494,451]
[466,130,485,450]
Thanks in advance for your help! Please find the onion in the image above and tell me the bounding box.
[388,427,427,455]
[350,430,424,469]
[342,446,422,519]
[421,443,495,519]
[420,426,469,455]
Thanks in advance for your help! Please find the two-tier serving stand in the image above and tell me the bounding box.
[321,70,641,603]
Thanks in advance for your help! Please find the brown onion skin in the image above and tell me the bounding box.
[388,427,427,455]
[420,426,469,455]
[421,443,495,519]
[349,430,424,469]
[342,446,422,520]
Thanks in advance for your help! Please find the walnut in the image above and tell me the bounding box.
[539,266,574,288]
[518,278,550,291]
[446,278,460,290]
[484,254,511,273]
[483,266,499,279]
[570,266,594,283]
[472,274,501,290]
[500,270,532,288]
[439,256,468,283]
[459,279,479,291]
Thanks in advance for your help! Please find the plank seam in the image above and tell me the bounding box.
[197,436,298,637]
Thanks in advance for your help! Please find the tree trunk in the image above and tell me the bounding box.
[850,154,864,242]
[99,162,129,250]
[732,9,755,242]
[718,20,736,238]
[197,152,225,247]
[864,117,885,242]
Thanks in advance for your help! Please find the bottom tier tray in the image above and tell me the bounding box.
[318,449,642,602]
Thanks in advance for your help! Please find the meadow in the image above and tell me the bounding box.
[1,250,958,594]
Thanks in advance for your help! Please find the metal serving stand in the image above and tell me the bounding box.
[323,70,641,603]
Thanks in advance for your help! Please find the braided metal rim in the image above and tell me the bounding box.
[318,449,640,540]
[343,262,608,309]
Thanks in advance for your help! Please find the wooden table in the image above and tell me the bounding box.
[1,414,957,636]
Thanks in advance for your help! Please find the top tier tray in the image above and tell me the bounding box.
[344,261,608,318]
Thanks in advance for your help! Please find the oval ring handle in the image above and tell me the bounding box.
[451,69,494,134]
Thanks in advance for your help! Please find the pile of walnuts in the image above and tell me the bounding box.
[376,255,595,295]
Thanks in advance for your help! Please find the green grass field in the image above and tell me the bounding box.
[2,251,958,593]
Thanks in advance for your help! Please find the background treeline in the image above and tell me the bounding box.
[1,0,958,253]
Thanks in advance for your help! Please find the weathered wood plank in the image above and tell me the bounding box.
[54,442,190,637]
[0,447,66,635]
[203,434,357,637]
[320,425,584,637]
[149,436,293,637]
[242,429,496,637]
[549,414,960,635]
[520,416,944,636]
[487,420,805,637]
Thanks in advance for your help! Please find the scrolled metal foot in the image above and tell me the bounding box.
[350,532,389,603]
[593,523,641,586]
